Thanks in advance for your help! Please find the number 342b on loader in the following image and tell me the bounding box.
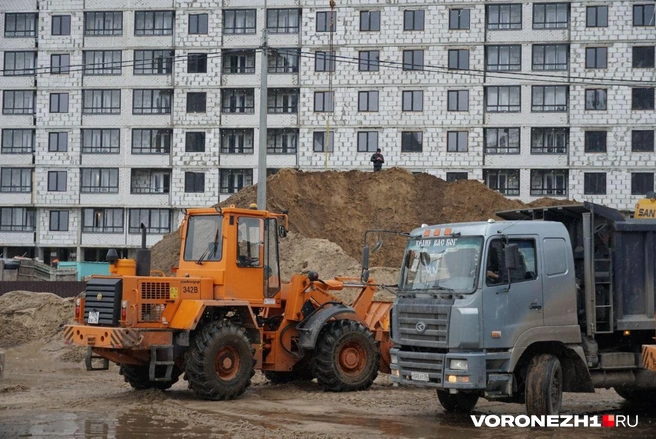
[64,206,392,400]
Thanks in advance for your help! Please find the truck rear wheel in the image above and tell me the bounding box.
[184,322,255,400]
[615,387,656,403]
[119,364,180,391]
[525,354,563,416]
[436,390,479,413]
[312,320,379,392]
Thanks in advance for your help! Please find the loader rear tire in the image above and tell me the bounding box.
[525,354,563,416]
[437,390,479,413]
[184,322,255,400]
[312,320,379,392]
[119,364,180,391]
[615,387,656,403]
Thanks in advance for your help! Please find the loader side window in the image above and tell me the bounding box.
[264,218,281,297]
[237,217,262,268]
[183,214,223,261]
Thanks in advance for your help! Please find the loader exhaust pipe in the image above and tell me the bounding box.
[136,223,151,276]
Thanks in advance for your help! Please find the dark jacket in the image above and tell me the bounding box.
[370,152,384,170]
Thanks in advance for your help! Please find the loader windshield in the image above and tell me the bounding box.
[184,214,223,262]
[399,236,483,293]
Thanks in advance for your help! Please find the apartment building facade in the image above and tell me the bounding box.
[0,0,654,261]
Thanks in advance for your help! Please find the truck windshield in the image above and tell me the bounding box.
[183,214,223,262]
[399,236,483,293]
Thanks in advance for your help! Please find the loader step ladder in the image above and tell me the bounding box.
[85,347,109,371]
[149,345,175,382]
[594,255,614,333]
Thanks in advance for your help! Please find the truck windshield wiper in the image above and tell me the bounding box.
[196,228,220,265]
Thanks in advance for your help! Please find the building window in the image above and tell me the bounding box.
[447,131,468,152]
[224,9,256,34]
[315,51,336,72]
[357,131,378,152]
[185,172,205,193]
[267,9,300,33]
[402,90,423,111]
[358,91,379,112]
[403,50,424,71]
[485,128,520,154]
[83,208,123,233]
[531,128,568,154]
[532,44,568,71]
[82,89,121,114]
[633,46,655,68]
[131,169,170,194]
[449,9,470,30]
[484,170,520,196]
[48,132,68,152]
[52,15,71,35]
[487,4,522,30]
[186,92,206,113]
[3,51,36,76]
[222,89,255,113]
[267,129,298,154]
[533,3,569,29]
[584,173,606,195]
[133,89,173,114]
[586,6,608,27]
[632,173,654,195]
[1,129,34,154]
[49,93,69,113]
[585,131,607,153]
[220,169,253,194]
[81,168,119,193]
[50,54,70,74]
[360,10,380,31]
[188,13,208,34]
[2,90,35,114]
[4,13,37,37]
[84,11,122,36]
[359,51,379,71]
[404,10,425,31]
[49,211,69,231]
[316,11,336,32]
[532,86,568,112]
[83,50,122,75]
[447,172,468,182]
[268,88,299,114]
[134,50,173,75]
[132,129,171,154]
[585,89,607,110]
[632,88,655,110]
[0,168,31,192]
[585,47,607,69]
[188,53,208,73]
[82,129,120,154]
[531,170,568,196]
[129,209,171,234]
[314,91,334,112]
[222,50,254,74]
[401,131,423,152]
[448,49,469,70]
[0,207,35,232]
[268,48,299,73]
[447,90,469,111]
[486,45,521,71]
[313,131,334,152]
[185,132,206,152]
[221,129,254,154]
[134,11,174,36]
[634,5,655,26]
[485,86,521,112]
[632,130,655,152]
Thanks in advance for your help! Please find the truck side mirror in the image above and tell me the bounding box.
[419,251,431,267]
[504,244,520,271]
[278,225,287,238]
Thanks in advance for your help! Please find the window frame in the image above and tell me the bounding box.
[633,5,655,27]
[84,11,122,36]
[188,13,208,35]
[358,90,379,112]
[532,44,569,71]
[220,169,253,194]
[0,207,35,232]
[533,3,570,29]
[50,53,70,75]
[4,13,37,37]
[184,172,205,193]
[486,45,522,71]
[359,50,380,72]
[403,49,424,71]
[267,8,300,34]
[131,129,171,154]
[531,85,568,112]
[48,132,68,152]
[81,128,120,154]
[632,88,655,110]
[485,86,521,112]
[585,89,607,111]
[222,50,254,74]
[186,92,207,113]
[132,89,173,115]
[221,88,255,114]
[267,88,299,114]
[487,4,522,30]
[314,91,334,112]
[449,9,470,30]
[585,47,608,69]
[80,168,120,193]
[313,131,335,152]
[52,15,71,36]
[484,127,521,154]
[631,172,655,195]
[134,10,174,36]
[188,53,208,74]
[134,50,173,75]
[221,129,254,154]
[586,5,608,28]
[401,131,423,152]
[2,129,35,154]
[448,49,470,70]
[584,173,607,195]
[404,10,425,31]
[49,93,69,113]
[82,208,124,234]
[3,51,36,76]
[48,171,68,192]
[268,48,300,73]
[632,130,655,152]
[447,131,469,152]
[530,169,569,196]
[185,132,206,153]
[446,172,468,182]
[484,169,520,196]
[584,131,607,153]
[633,46,655,69]
[49,210,69,232]
[530,127,569,154]
[360,10,380,31]
[316,11,336,32]
[447,90,469,112]
[267,128,298,154]
[0,167,32,192]
[315,51,336,72]
[402,90,423,112]
[82,89,121,114]
[83,50,122,76]
[128,208,171,234]
[223,9,257,35]
[357,131,379,152]
[2,90,35,115]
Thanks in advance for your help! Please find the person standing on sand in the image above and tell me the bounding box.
[370,148,384,172]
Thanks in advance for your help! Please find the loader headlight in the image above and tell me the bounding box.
[449,359,468,371]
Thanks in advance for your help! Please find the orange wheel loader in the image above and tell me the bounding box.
[64,206,392,400]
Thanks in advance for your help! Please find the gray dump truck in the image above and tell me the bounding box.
[389,202,656,415]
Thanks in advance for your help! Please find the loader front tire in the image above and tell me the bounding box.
[312,320,379,392]
[119,364,180,391]
[525,354,563,416]
[184,322,255,400]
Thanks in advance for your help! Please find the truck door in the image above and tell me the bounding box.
[482,236,544,349]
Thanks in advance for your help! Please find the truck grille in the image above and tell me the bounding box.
[84,278,123,326]
[141,282,170,300]
[395,299,452,348]
[394,349,446,386]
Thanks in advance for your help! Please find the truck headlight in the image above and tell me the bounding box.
[391,354,398,364]
[449,359,468,371]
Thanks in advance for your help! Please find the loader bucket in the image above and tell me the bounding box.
[365,300,392,375]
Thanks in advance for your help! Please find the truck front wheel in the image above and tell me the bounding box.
[437,390,479,413]
[525,354,563,416]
